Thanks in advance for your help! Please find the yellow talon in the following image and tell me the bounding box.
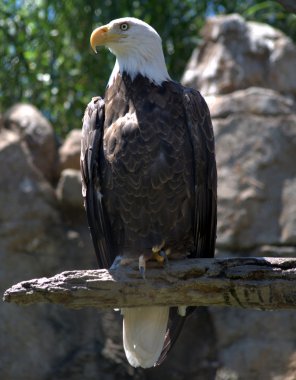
[152,241,165,262]
[152,244,170,264]
[152,250,165,263]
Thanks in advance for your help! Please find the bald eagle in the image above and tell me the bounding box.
[80,17,217,368]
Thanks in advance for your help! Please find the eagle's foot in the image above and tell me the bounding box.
[139,245,170,279]
[152,241,167,264]
[152,245,170,268]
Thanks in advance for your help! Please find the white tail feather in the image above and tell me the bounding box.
[122,306,170,368]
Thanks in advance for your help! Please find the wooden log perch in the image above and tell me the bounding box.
[3,257,296,311]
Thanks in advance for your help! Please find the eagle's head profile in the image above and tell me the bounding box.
[90,17,170,84]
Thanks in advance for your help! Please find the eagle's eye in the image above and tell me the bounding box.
[120,23,129,31]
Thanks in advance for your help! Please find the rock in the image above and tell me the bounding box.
[256,245,296,258]
[59,129,81,171]
[0,126,94,277]
[0,128,59,257]
[210,88,296,250]
[211,307,296,380]
[182,14,296,96]
[3,103,59,184]
[0,126,97,380]
[187,14,296,380]
[280,178,296,244]
[56,169,83,210]
[206,87,295,118]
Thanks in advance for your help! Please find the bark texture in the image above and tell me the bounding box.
[4,257,296,311]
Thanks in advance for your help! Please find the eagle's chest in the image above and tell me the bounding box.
[103,78,191,187]
[103,110,140,164]
[101,109,192,250]
[99,78,194,251]
[102,102,186,186]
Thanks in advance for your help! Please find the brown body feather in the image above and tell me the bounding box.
[80,72,217,364]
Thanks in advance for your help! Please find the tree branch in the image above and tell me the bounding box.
[3,257,296,310]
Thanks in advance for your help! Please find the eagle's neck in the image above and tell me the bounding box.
[108,43,170,87]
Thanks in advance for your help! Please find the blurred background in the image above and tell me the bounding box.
[1,1,296,380]
[1,0,296,136]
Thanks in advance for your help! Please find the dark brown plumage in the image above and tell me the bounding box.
[80,71,217,365]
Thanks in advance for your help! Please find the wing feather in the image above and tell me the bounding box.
[80,97,115,268]
[183,88,217,258]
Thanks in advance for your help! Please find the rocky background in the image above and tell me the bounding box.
[1,14,296,380]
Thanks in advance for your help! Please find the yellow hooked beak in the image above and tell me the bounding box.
[90,24,124,52]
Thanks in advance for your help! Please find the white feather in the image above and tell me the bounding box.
[106,17,170,86]
[178,305,187,317]
[122,306,170,368]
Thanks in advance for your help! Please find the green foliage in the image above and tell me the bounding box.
[0,0,295,136]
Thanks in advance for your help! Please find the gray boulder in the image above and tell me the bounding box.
[206,87,296,251]
[184,15,296,380]
[59,129,81,171]
[56,169,84,211]
[182,14,296,97]
[4,103,59,184]
[0,126,97,380]
[0,128,59,259]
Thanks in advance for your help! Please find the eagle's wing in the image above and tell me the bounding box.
[156,88,217,366]
[80,97,115,268]
[184,88,217,259]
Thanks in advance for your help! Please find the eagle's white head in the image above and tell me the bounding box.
[90,17,170,86]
